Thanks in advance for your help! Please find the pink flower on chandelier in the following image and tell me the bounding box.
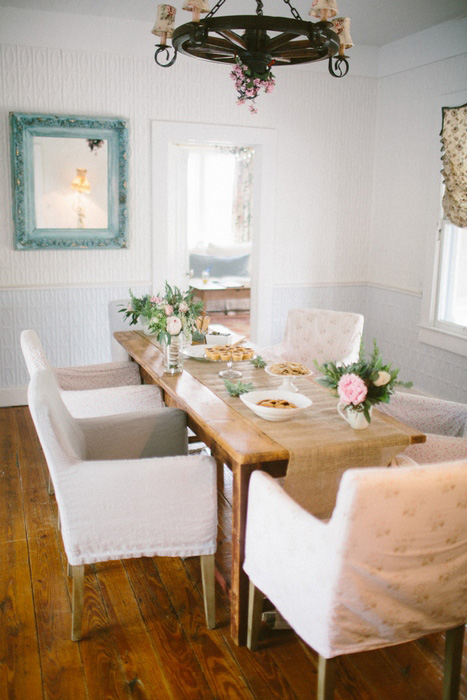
[230,58,275,114]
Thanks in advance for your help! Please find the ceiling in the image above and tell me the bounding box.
[0,0,466,47]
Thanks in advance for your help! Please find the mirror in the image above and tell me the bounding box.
[10,113,129,249]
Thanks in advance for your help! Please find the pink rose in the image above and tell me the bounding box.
[150,295,162,304]
[164,304,174,316]
[337,373,368,406]
[179,301,189,313]
[166,315,182,335]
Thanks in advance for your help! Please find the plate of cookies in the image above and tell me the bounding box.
[184,344,255,363]
[240,390,312,421]
[265,361,312,392]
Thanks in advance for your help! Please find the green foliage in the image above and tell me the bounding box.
[315,338,413,420]
[223,379,255,397]
[250,355,266,369]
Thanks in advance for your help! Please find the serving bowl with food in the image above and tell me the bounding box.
[265,361,312,392]
[240,389,312,421]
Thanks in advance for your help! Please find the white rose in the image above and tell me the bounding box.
[166,315,182,335]
[373,370,392,387]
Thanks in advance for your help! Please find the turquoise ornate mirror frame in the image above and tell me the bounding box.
[10,113,129,249]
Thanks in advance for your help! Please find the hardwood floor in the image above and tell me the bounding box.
[1,405,466,700]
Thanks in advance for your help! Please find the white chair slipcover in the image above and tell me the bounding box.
[244,465,467,699]
[28,367,218,639]
[21,329,164,419]
[261,308,364,368]
[379,392,467,465]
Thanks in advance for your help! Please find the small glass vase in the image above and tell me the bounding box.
[162,334,184,374]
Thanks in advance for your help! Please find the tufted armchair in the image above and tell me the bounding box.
[244,466,467,700]
[378,392,467,465]
[21,329,164,420]
[28,367,218,640]
[261,308,364,368]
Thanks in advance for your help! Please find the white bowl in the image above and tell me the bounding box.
[240,390,312,421]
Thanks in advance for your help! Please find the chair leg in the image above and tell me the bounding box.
[200,554,216,629]
[47,472,54,495]
[443,624,465,700]
[318,655,337,700]
[71,565,85,641]
[246,580,263,651]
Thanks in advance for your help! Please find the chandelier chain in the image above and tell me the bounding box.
[256,0,264,16]
[281,0,302,21]
[206,0,228,19]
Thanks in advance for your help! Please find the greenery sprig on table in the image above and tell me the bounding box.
[120,283,204,345]
[250,355,266,369]
[315,340,412,424]
[224,379,255,397]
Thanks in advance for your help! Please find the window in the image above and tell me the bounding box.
[436,218,467,334]
[418,93,467,356]
[183,144,254,251]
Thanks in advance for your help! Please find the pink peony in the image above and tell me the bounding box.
[166,315,182,335]
[164,304,174,316]
[337,373,368,406]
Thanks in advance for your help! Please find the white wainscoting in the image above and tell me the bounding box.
[0,284,149,406]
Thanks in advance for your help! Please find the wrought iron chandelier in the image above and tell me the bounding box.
[151,1,353,110]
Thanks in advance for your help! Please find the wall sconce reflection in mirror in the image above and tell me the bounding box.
[10,113,129,249]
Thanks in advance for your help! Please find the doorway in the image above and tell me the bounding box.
[151,121,276,346]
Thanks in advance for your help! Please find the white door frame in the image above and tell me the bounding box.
[151,120,277,345]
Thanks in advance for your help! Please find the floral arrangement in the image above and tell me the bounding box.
[315,340,412,424]
[230,58,275,114]
[120,282,204,345]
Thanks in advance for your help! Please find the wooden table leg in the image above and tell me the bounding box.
[230,460,260,646]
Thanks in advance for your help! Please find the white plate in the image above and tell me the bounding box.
[183,345,254,363]
[240,390,312,421]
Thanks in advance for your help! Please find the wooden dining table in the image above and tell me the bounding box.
[114,330,426,646]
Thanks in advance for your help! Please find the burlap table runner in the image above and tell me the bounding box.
[142,335,410,516]
[185,355,410,516]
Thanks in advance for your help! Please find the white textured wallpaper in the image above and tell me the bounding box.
[0,7,466,403]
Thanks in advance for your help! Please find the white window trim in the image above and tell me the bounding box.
[418,89,467,358]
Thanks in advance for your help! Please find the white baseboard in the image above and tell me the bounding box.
[0,386,28,407]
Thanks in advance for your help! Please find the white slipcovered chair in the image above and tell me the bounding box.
[28,367,218,640]
[379,393,467,465]
[261,308,364,368]
[21,329,164,420]
[244,465,467,700]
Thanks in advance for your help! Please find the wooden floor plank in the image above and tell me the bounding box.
[183,556,300,700]
[157,555,256,700]
[93,559,173,700]
[124,556,215,700]
[0,540,44,700]
[0,408,26,543]
[2,405,466,700]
